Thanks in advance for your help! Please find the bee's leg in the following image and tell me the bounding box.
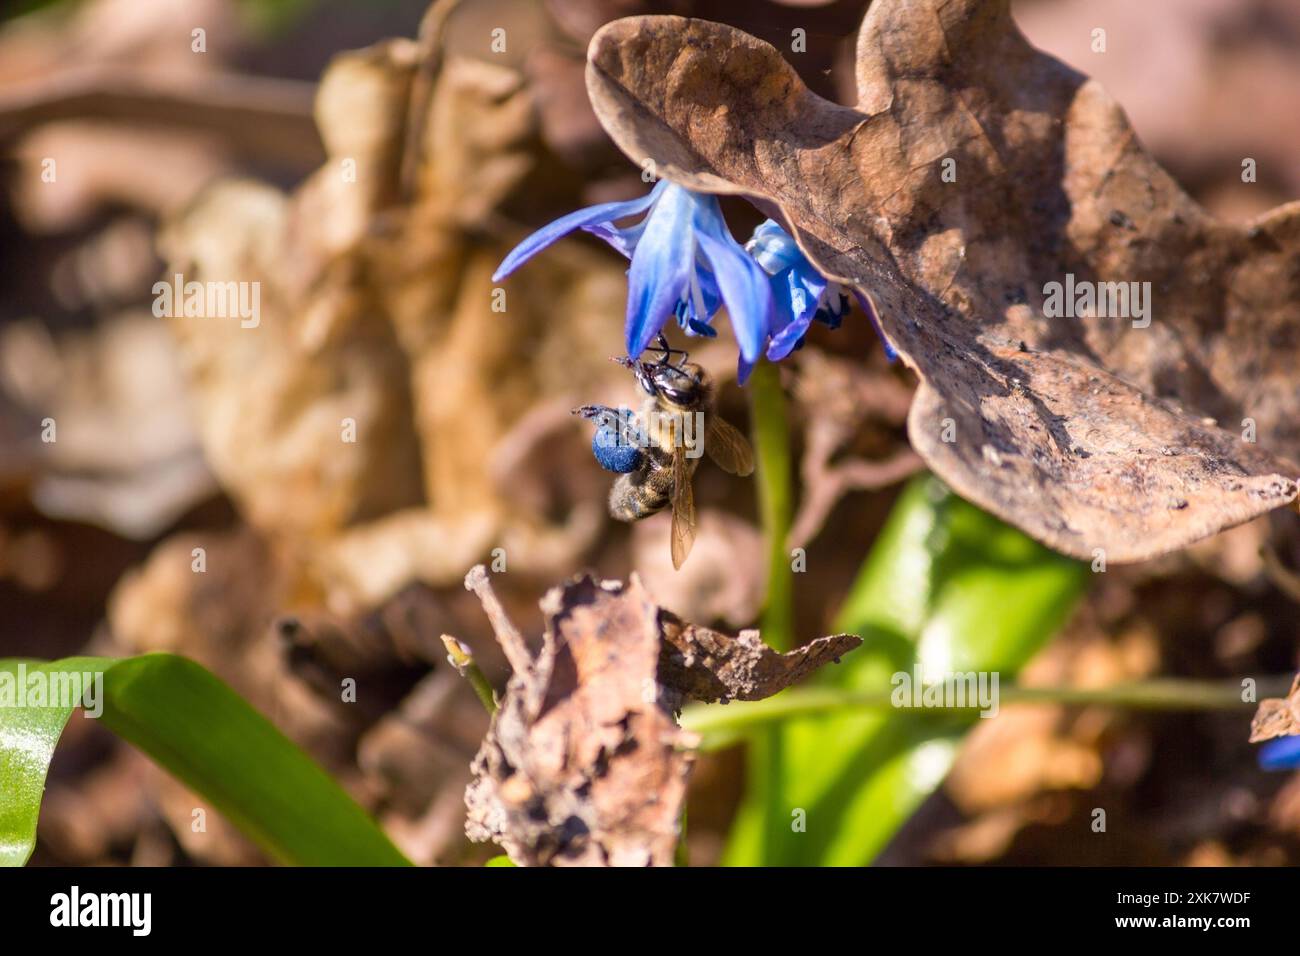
[652,332,688,367]
[614,407,650,448]
[578,404,642,446]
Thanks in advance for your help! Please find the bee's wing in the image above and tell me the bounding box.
[705,415,755,476]
[670,452,697,570]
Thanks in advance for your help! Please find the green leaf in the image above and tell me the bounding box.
[716,476,1088,865]
[0,654,411,867]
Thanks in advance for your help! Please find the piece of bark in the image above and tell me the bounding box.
[462,565,859,865]
[582,2,1300,563]
[464,568,693,866]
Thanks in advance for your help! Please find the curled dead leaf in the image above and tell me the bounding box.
[158,21,635,596]
[657,610,859,705]
[583,2,1300,562]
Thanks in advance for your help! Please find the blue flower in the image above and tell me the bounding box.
[1259,735,1300,770]
[493,180,774,382]
[745,220,852,360]
[745,219,898,362]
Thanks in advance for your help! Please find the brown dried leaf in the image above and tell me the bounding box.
[462,564,858,864]
[158,177,426,540]
[0,314,214,538]
[1249,672,1300,744]
[583,3,1300,562]
[1015,0,1300,212]
[158,34,632,591]
[657,610,859,704]
[547,0,866,104]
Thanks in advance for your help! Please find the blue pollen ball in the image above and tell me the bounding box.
[592,428,643,473]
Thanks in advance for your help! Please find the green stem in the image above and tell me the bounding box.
[440,635,497,714]
[749,361,794,651]
[724,361,794,864]
[675,806,689,867]
[684,677,1282,747]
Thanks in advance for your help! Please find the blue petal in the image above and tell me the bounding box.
[625,183,698,358]
[736,352,756,386]
[672,263,722,333]
[692,197,774,365]
[783,266,827,329]
[583,218,648,259]
[766,272,818,361]
[746,219,805,274]
[792,264,829,319]
[766,325,807,361]
[1260,735,1300,770]
[492,181,666,282]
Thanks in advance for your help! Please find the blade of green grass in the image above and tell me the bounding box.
[0,653,411,867]
[719,476,1089,865]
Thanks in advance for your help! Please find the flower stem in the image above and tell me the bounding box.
[726,360,795,864]
[683,677,1280,748]
[749,361,794,651]
[675,807,689,867]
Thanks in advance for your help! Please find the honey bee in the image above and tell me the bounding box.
[574,336,754,569]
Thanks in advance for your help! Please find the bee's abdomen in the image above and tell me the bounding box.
[608,461,672,521]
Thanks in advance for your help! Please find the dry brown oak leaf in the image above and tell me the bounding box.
[461,565,857,865]
[584,0,1300,562]
[1250,673,1300,745]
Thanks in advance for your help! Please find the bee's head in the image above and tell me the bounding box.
[645,361,708,410]
[615,346,710,409]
